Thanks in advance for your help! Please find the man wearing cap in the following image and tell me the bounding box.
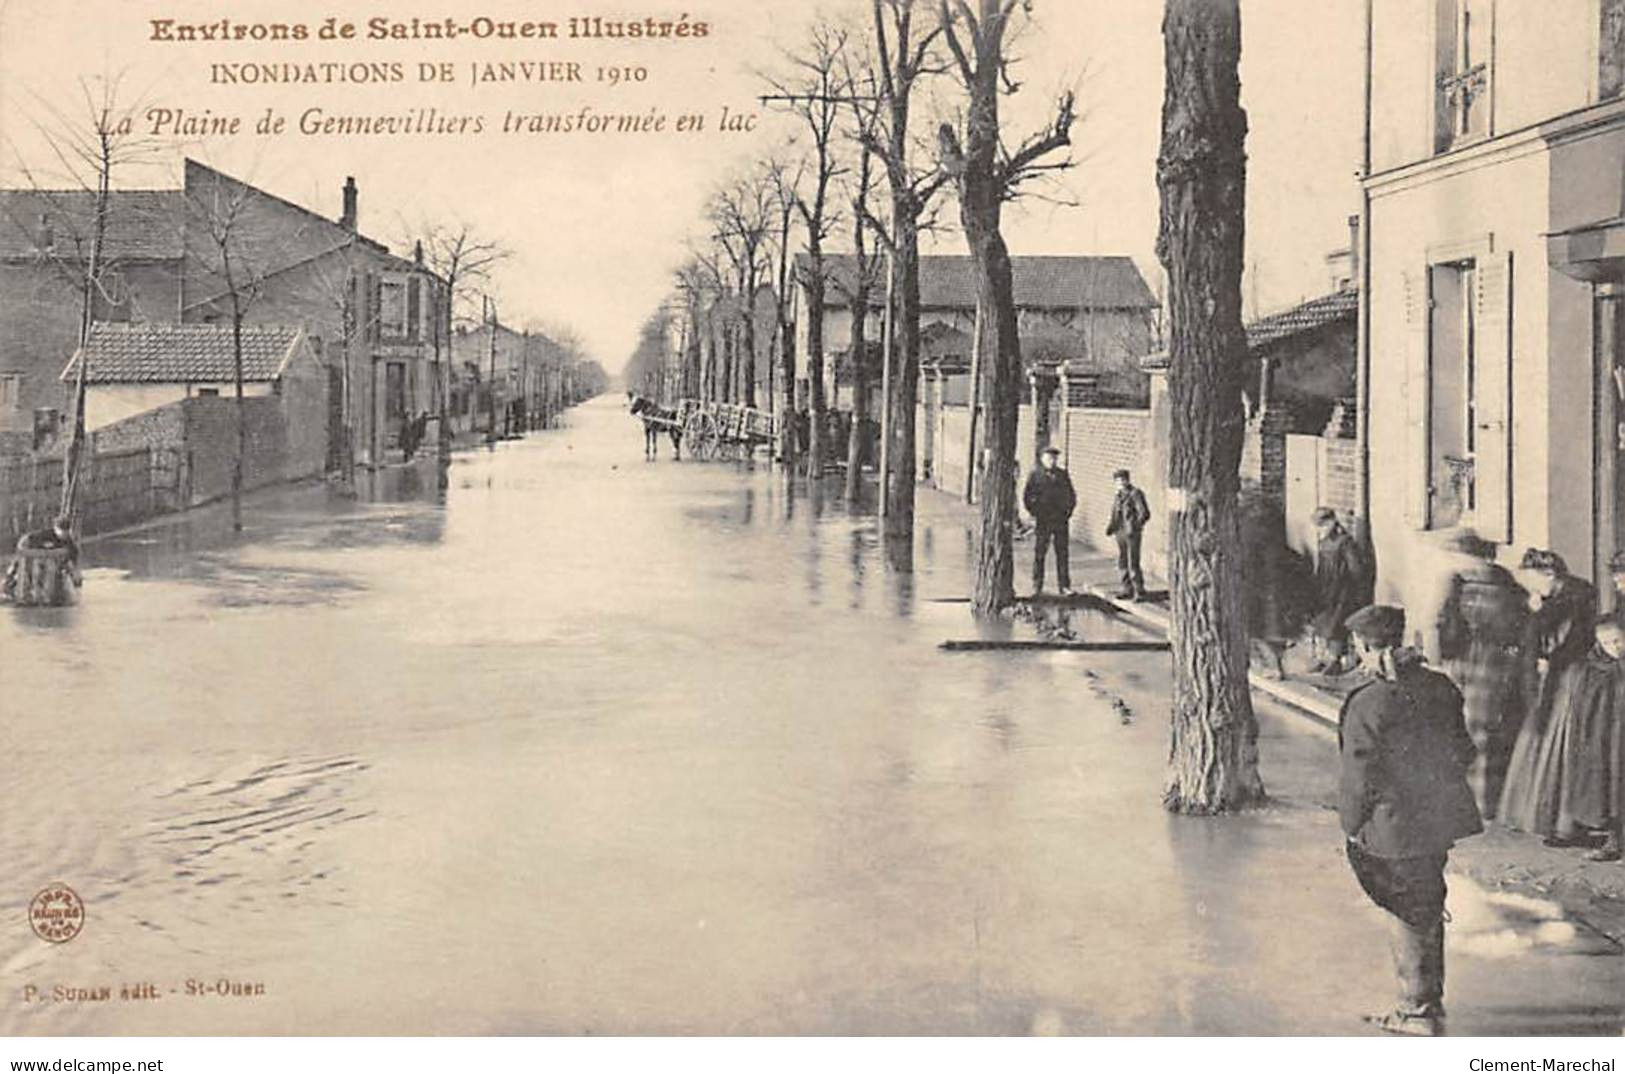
[1339,604,1482,1036]
[1105,468,1151,601]
[1023,445,1077,596]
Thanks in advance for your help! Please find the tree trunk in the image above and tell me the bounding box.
[956,13,1024,616]
[1156,0,1265,813]
[742,302,758,408]
[844,292,870,501]
[805,253,826,479]
[231,308,245,532]
[884,221,920,539]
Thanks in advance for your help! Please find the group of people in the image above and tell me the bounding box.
[1430,536,1623,862]
[1334,535,1625,1035]
[1020,446,1150,602]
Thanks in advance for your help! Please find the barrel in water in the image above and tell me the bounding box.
[4,546,79,607]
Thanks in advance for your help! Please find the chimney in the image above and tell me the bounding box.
[340,176,358,231]
[1347,213,1360,292]
[37,213,53,252]
[413,239,424,267]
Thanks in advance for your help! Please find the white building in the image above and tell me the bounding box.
[1363,0,1625,618]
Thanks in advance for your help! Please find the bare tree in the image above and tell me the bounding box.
[831,132,886,502]
[938,0,1076,614]
[1156,0,1265,813]
[416,223,509,448]
[183,165,282,532]
[673,257,716,404]
[765,159,804,463]
[3,73,163,532]
[706,169,774,410]
[765,19,856,479]
[862,0,951,540]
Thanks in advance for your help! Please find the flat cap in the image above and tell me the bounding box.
[1112,467,1130,479]
[1041,445,1061,456]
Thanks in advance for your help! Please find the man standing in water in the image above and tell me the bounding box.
[1339,604,1482,1036]
[1022,445,1076,596]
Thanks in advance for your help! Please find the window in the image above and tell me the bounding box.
[1406,250,1512,539]
[0,373,21,409]
[1428,261,1477,528]
[195,387,220,398]
[378,277,408,339]
[1435,0,1492,152]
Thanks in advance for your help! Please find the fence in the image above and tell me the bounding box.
[0,446,182,542]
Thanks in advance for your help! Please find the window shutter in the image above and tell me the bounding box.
[1474,250,1513,544]
[407,276,421,342]
[1403,270,1432,529]
[369,275,383,342]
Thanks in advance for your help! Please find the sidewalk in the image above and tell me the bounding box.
[1050,541,1625,946]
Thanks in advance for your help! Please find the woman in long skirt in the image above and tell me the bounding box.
[1435,529,1528,819]
[1499,549,1597,838]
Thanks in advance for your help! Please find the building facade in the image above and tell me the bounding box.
[792,254,1159,417]
[1364,0,1625,620]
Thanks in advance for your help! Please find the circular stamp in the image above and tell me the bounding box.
[29,884,84,944]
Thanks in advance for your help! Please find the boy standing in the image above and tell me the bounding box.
[1105,468,1151,601]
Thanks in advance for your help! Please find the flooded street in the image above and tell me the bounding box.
[3,395,1621,1035]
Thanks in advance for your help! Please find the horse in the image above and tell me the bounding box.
[628,395,682,460]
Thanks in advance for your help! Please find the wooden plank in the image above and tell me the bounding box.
[939,639,1170,652]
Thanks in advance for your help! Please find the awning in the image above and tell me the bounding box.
[1548,215,1625,284]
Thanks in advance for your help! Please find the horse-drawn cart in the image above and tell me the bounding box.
[680,400,776,461]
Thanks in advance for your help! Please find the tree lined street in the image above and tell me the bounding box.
[4,397,1618,1035]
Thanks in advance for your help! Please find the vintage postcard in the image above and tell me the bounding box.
[1,0,1623,1048]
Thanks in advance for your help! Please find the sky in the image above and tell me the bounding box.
[0,0,1365,370]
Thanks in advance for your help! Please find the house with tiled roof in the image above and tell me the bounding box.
[791,253,1160,416]
[51,321,329,506]
[0,189,188,448]
[0,160,446,470]
[62,323,318,431]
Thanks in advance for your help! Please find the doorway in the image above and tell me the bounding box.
[1595,286,1625,608]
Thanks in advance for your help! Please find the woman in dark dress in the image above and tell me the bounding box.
[1499,549,1598,839]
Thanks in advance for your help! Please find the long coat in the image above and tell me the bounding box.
[1436,561,1529,813]
[1338,658,1484,858]
[1500,647,1619,835]
[1023,468,1077,526]
[1313,526,1370,639]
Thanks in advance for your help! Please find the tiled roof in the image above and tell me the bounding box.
[1140,288,1358,370]
[62,322,301,384]
[808,254,1157,310]
[1245,289,1358,350]
[0,190,185,260]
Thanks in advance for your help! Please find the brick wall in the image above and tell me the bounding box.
[1323,436,1360,517]
[1061,408,1152,555]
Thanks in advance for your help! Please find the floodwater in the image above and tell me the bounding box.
[2,395,1619,1036]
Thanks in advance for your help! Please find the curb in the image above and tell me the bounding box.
[1082,582,1342,732]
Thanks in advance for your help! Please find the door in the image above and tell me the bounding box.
[384,362,406,447]
[326,365,344,472]
[1597,287,1625,608]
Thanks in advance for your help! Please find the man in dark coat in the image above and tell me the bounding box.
[1339,604,1483,1036]
[1022,445,1076,595]
[1311,507,1371,673]
[1105,468,1151,600]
